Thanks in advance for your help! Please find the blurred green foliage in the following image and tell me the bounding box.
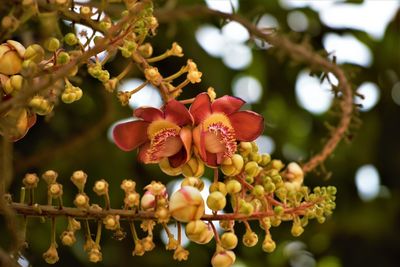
[1,0,400,266]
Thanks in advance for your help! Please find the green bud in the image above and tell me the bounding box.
[44,37,60,52]
[245,161,260,177]
[56,51,70,65]
[239,201,254,216]
[64,33,78,46]
[273,205,284,215]
[252,185,265,198]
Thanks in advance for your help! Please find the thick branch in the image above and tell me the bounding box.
[155,6,354,175]
[4,201,315,222]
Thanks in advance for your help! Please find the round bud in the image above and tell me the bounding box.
[181,177,204,191]
[49,183,63,198]
[207,191,226,211]
[242,230,258,247]
[24,44,44,63]
[239,142,252,156]
[252,185,265,198]
[185,220,213,244]
[211,249,236,267]
[262,235,276,253]
[44,37,60,52]
[221,154,244,176]
[226,180,241,195]
[169,186,205,222]
[209,182,227,196]
[103,215,119,230]
[22,173,39,188]
[64,33,78,46]
[141,191,156,211]
[291,223,304,237]
[221,232,238,250]
[244,161,260,178]
[56,51,70,65]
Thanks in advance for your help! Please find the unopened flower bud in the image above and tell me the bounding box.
[182,156,204,178]
[64,33,78,46]
[221,154,244,176]
[44,37,60,52]
[24,44,44,63]
[23,173,39,188]
[29,95,53,116]
[239,142,252,157]
[169,186,205,222]
[181,177,204,191]
[71,170,87,191]
[211,249,236,267]
[252,185,265,198]
[185,220,213,244]
[245,161,260,178]
[239,201,254,216]
[291,222,304,237]
[209,182,227,195]
[4,75,23,95]
[93,179,108,196]
[138,43,153,58]
[221,232,238,250]
[262,234,276,252]
[207,191,226,211]
[61,231,76,246]
[260,154,271,166]
[243,230,258,247]
[270,159,284,171]
[0,40,25,75]
[56,51,70,65]
[74,193,89,209]
[42,244,59,264]
[49,183,63,198]
[141,191,156,211]
[40,170,57,185]
[225,180,241,195]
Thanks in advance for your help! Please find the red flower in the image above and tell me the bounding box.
[190,93,264,166]
[113,99,193,168]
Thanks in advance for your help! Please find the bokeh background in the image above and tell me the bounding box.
[2,0,400,266]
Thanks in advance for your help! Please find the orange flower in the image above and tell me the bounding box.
[113,99,192,168]
[190,93,263,167]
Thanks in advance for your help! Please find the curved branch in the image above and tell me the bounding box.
[155,6,354,175]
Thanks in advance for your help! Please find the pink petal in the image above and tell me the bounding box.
[134,107,163,122]
[113,120,149,151]
[189,93,211,124]
[164,99,193,126]
[211,95,245,115]
[229,111,264,141]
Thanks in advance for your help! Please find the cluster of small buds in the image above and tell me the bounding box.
[88,63,110,83]
[61,79,83,104]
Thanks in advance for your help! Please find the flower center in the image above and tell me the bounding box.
[205,122,236,160]
[148,127,182,161]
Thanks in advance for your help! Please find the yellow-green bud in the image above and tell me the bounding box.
[242,230,258,247]
[252,185,265,198]
[29,95,53,116]
[260,154,271,166]
[244,161,260,177]
[262,235,276,253]
[221,232,238,250]
[99,21,112,31]
[270,217,281,227]
[64,33,78,46]
[221,154,244,176]
[274,205,284,215]
[239,141,252,157]
[270,159,284,171]
[44,37,60,52]
[210,182,227,196]
[182,156,204,178]
[56,51,70,65]
[207,191,226,211]
[24,44,44,63]
[225,180,242,195]
[239,201,254,216]
[4,75,23,95]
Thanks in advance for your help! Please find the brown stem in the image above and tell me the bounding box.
[155,6,354,175]
[3,201,318,222]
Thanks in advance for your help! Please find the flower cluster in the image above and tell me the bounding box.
[113,92,264,175]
